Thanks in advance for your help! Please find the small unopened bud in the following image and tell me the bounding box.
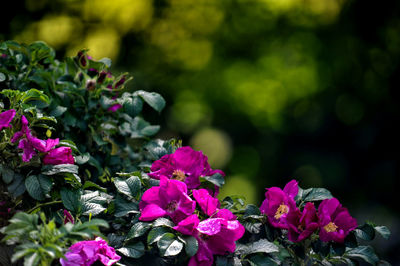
[97,70,107,84]
[114,75,126,89]
[86,79,96,91]
[77,50,88,69]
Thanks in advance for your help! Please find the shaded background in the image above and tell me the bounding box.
[1,0,399,263]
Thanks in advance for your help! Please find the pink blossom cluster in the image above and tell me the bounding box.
[260,180,358,243]
[0,109,74,165]
[140,146,245,266]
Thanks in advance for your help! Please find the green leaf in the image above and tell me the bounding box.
[302,188,333,202]
[60,188,82,214]
[346,246,379,265]
[183,235,198,257]
[21,89,50,107]
[152,217,175,228]
[81,191,109,216]
[126,222,151,241]
[49,106,67,117]
[0,72,6,82]
[23,252,40,266]
[374,225,390,239]
[114,176,141,199]
[157,233,183,257]
[247,254,279,266]
[7,173,26,197]
[98,57,112,67]
[122,95,143,117]
[354,223,375,241]
[75,153,90,165]
[236,239,279,256]
[114,194,139,217]
[135,90,166,113]
[25,175,52,201]
[42,164,79,175]
[117,242,145,258]
[202,173,225,187]
[147,227,170,245]
[82,181,107,192]
[0,165,14,184]
[58,140,79,153]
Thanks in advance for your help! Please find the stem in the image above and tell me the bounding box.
[28,200,62,213]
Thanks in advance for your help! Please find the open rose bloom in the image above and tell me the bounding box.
[60,237,120,266]
[139,177,196,224]
[260,180,299,229]
[318,198,357,243]
[174,209,245,266]
[148,146,225,189]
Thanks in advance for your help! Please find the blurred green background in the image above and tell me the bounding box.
[1,0,399,262]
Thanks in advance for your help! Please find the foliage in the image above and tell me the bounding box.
[0,40,392,266]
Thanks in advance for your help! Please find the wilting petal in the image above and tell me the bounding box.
[18,139,36,162]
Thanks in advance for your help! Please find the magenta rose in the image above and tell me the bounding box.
[260,179,299,229]
[60,237,120,266]
[148,146,225,190]
[11,115,59,162]
[0,109,16,130]
[43,147,74,165]
[287,202,319,242]
[139,177,196,224]
[174,209,245,266]
[318,198,357,243]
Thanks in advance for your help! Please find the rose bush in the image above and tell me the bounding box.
[0,41,391,265]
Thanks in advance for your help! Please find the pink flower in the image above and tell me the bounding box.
[149,146,225,190]
[287,202,319,242]
[11,115,59,162]
[174,210,244,266]
[43,147,74,165]
[60,237,120,266]
[259,180,299,229]
[192,189,220,217]
[0,109,16,130]
[139,177,196,224]
[107,103,122,112]
[318,198,357,243]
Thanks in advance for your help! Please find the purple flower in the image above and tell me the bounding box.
[11,115,59,162]
[174,209,244,266]
[107,103,122,112]
[318,198,357,243]
[63,210,74,224]
[259,179,299,229]
[149,146,225,190]
[43,147,74,165]
[287,202,319,242]
[60,237,120,266]
[139,177,196,224]
[0,109,16,130]
[193,189,220,217]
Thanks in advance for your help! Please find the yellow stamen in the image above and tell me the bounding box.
[172,170,186,181]
[274,203,289,220]
[324,222,338,233]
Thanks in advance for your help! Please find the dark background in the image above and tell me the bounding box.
[1,0,399,263]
